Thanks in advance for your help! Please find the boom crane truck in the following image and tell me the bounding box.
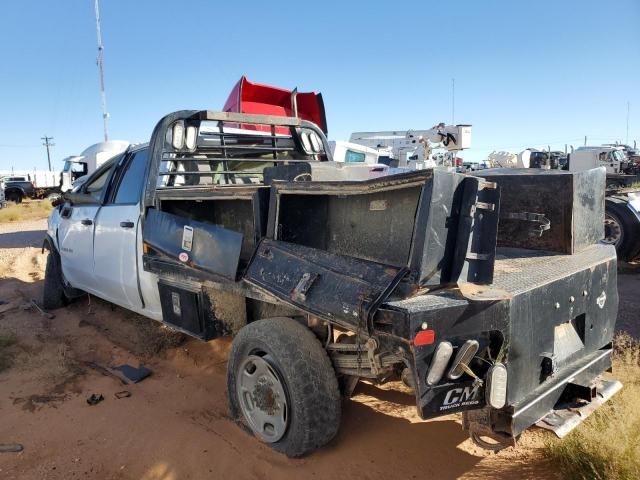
[344,123,472,169]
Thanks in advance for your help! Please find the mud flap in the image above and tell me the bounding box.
[143,208,243,280]
[244,239,407,331]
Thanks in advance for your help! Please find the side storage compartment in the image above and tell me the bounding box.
[158,281,216,340]
[157,281,249,340]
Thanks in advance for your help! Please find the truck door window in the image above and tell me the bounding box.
[85,168,113,200]
[113,149,148,204]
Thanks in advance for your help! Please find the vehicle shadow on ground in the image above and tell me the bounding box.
[329,401,481,477]
[0,229,46,249]
[0,275,557,480]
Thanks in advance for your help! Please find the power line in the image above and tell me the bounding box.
[41,136,55,171]
[0,144,42,149]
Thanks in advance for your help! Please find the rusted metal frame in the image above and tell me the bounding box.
[160,158,313,164]
[218,118,230,184]
[270,171,433,196]
[198,133,295,145]
[161,155,311,163]
[406,181,434,282]
[158,170,268,176]
[143,254,273,300]
[271,124,278,161]
[365,267,410,334]
[243,280,359,332]
[145,110,334,208]
[193,110,332,158]
[192,144,296,152]
[155,187,262,200]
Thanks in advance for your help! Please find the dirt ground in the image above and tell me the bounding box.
[0,220,635,480]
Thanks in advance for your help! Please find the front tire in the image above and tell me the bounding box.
[42,250,68,310]
[227,317,341,457]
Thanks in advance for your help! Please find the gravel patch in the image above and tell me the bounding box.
[0,219,47,249]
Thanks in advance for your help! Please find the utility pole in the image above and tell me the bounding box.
[584,135,587,146]
[41,136,54,171]
[94,0,109,141]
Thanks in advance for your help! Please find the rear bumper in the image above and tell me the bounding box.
[508,347,615,437]
[462,348,620,447]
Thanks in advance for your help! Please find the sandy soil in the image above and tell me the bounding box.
[2,219,626,480]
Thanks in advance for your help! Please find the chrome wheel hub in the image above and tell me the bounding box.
[603,214,622,246]
[236,354,288,443]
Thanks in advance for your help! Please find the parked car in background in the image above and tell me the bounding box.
[1,176,35,203]
[0,178,7,208]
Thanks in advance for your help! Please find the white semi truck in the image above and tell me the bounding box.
[60,140,130,192]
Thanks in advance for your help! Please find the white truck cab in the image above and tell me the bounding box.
[48,144,162,320]
[569,146,626,174]
[60,140,130,192]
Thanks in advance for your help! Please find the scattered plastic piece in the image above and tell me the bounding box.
[114,391,131,399]
[0,443,23,453]
[110,365,152,384]
[30,299,55,319]
[86,393,104,406]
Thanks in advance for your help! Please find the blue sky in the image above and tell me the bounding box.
[0,0,638,170]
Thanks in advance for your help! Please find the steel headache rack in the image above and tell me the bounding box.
[146,110,331,194]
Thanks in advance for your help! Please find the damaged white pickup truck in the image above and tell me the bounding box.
[45,111,621,457]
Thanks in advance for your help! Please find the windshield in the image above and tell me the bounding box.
[63,161,87,173]
[611,151,625,162]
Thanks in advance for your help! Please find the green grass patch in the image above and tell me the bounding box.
[544,333,640,480]
[0,199,52,223]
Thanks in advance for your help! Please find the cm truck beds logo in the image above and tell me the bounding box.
[439,385,481,411]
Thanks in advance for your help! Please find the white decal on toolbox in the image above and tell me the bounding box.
[171,292,181,316]
[440,384,481,411]
[596,291,606,309]
[182,225,194,252]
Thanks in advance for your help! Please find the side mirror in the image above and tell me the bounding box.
[63,191,96,206]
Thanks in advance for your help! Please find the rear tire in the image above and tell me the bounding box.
[43,250,68,310]
[605,200,640,261]
[6,191,22,203]
[227,317,341,457]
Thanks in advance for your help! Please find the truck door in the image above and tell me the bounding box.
[93,149,148,309]
[57,165,115,292]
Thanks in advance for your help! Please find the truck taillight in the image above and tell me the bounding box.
[171,121,185,149]
[184,126,197,151]
[426,341,453,385]
[448,339,480,379]
[414,329,435,346]
[486,363,508,409]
